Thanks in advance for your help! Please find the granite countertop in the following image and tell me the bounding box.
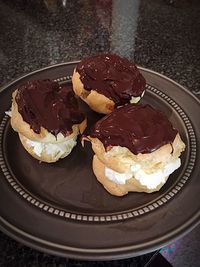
[0,0,200,266]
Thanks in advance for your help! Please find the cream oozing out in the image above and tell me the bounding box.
[105,158,181,189]
[5,110,12,117]
[130,91,145,104]
[26,136,77,158]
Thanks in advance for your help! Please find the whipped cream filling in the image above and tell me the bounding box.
[26,136,77,158]
[5,110,12,117]
[130,91,145,104]
[105,158,181,189]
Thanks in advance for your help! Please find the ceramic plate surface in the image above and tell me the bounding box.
[0,62,199,260]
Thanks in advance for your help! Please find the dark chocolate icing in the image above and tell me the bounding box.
[15,80,85,136]
[90,104,178,154]
[76,54,146,106]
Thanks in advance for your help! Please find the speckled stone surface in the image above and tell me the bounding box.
[0,0,200,266]
[0,230,154,267]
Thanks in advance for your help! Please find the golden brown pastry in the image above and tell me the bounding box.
[11,80,86,163]
[72,54,146,114]
[85,104,185,196]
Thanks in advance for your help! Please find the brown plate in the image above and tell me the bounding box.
[0,62,199,260]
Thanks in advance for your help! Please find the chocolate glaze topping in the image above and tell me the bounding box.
[16,80,85,136]
[76,54,146,106]
[90,104,178,154]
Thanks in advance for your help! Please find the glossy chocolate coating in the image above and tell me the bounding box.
[76,54,146,106]
[15,80,85,136]
[90,104,178,154]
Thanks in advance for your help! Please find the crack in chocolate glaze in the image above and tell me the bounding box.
[90,104,178,154]
[76,54,146,106]
[16,80,85,136]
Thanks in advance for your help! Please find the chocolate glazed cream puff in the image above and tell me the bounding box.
[11,80,86,163]
[72,54,146,114]
[85,104,185,196]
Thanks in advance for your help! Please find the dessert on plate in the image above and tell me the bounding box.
[11,79,86,163]
[72,53,146,114]
[85,104,185,196]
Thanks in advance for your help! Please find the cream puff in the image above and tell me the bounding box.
[11,80,86,163]
[85,104,185,196]
[72,54,146,114]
